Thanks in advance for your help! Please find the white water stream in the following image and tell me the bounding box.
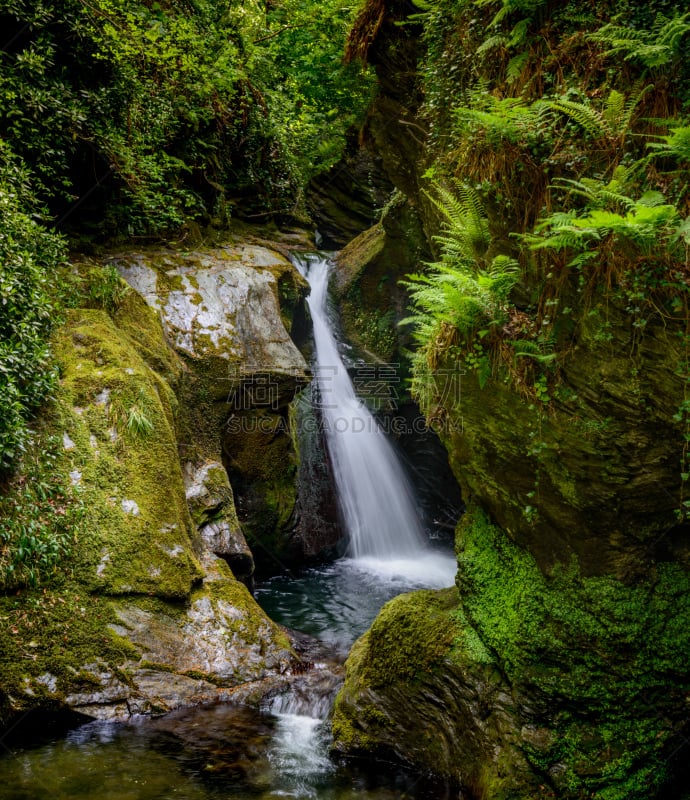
[297,253,457,584]
[259,253,458,794]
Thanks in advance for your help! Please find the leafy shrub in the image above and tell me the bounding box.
[0,0,375,237]
[0,144,64,474]
[0,435,81,589]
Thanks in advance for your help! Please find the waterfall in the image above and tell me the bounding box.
[296,254,455,587]
[299,254,425,559]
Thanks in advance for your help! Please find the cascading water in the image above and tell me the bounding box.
[247,253,458,795]
[302,255,424,558]
[295,253,457,585]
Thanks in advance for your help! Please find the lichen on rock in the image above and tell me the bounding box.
[0,234,317,724]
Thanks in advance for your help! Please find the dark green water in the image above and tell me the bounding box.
[0,703,450,800]
[255,551,457,655]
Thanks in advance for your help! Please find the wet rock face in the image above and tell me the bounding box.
[113,243,309,403]
[332,196,430,363]
[436,296,690,581]
[183,460,254,585]
[307,131,393,249]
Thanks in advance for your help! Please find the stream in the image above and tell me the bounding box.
[0,255,458,800]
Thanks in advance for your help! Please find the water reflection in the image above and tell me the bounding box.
[0,704,451,800]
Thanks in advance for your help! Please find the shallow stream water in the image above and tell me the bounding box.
[0,549,456,800]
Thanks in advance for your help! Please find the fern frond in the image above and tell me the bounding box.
[588,12,690,68]
[506,51,529,83]
[427,181,491,266]
[404,183,520,359]
[477,33,509,54]
[511,339,557,363]
[647,124,690,162]
[547,98,607,139]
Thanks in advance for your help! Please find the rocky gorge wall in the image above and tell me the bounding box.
[329,2,690,798]
[0,226,340,723]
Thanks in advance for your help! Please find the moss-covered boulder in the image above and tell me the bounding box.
[334,506,690,799]
[333,588,538,798]
[0,245,306,724]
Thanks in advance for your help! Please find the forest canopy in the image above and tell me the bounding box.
[0,0,374,474]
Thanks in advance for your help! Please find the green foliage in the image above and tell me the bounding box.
[260,0,376,185]
[589,12,690,69]
[647,122,690,163]
[528,177,684,266]
[0,435,82,589]
[453,93,546,147]
[545,84,651,145]
[107,385,156,443]
[456,504,690,798]
[0,0,374,238]
[402,183,518,361]
[81,265,130,312]
[473,0,547,28]
[0,144,64,473]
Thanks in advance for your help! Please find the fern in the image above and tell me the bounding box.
[588,12,690,69]
[473,0,546,28]
[403,182,519,365]
[476,17,530,54]
[550,170,637,213]
[647,124,690,163]
[510,339,556,364]
[453,94,545,145]
[546,84,651,143]
[528,180,681,264]
[427,181,491,267]
[506,51,529,83]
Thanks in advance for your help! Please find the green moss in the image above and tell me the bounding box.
[356,588,462,688]
[52,309,203,599]
[112,290,182,386]
[456,504,690,797]
[0,579,139,724]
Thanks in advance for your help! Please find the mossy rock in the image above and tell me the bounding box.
[54,308,203,599]
[334,194,429,363]
[332,587,539,799]
[334,505,690,798]
[223,408,299,573]
[0,240,304,722]
[429,293,689,580]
